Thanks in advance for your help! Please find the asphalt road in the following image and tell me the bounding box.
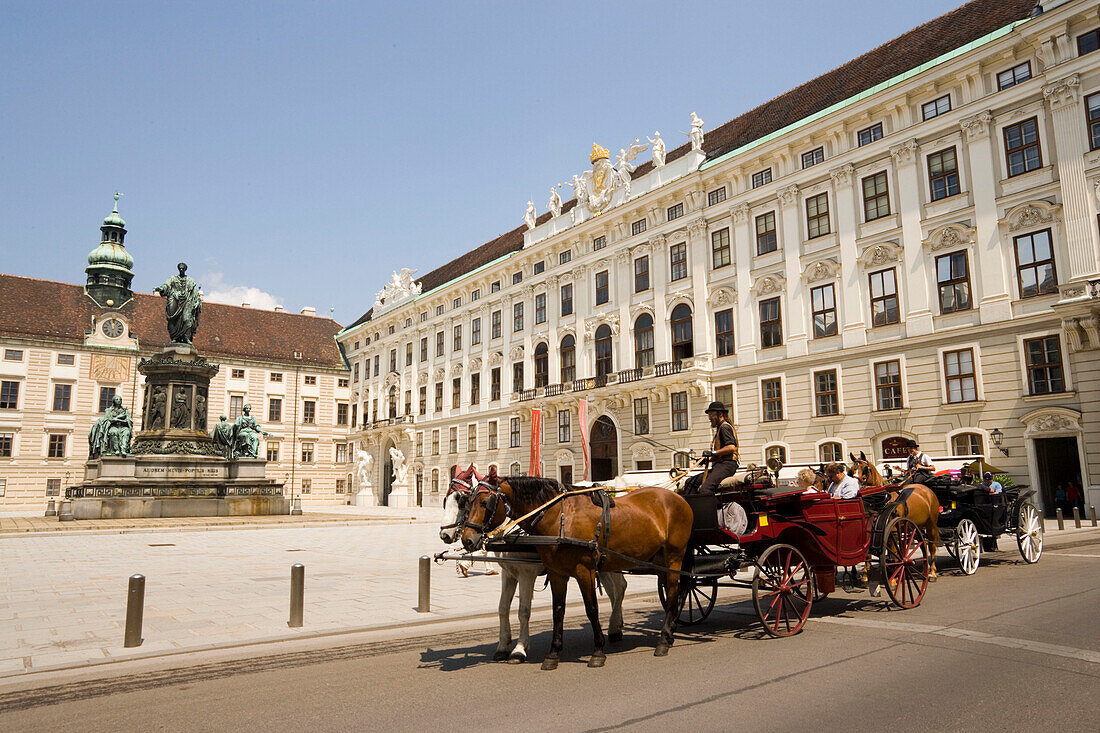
[2,538,1099,733]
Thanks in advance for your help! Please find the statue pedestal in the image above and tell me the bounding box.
[354,484,376,507]
[133,344,219,455]
[387,477,414,508]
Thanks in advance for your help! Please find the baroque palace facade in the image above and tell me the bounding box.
[0,204,353,509]
[341,0,1100,514]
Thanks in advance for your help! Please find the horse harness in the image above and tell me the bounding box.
[461,480,514,535]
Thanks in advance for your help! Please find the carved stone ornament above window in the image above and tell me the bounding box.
[924,223,976,251]
[433,367,446,380]
[450,361,463,376]
[858,240,904,268]
[829,163,855,186]
[751,273,787,295]
[630,303,656,319]
[583,314,620,338]
[959,110,993,141]
[1020,407,1082,438]
[469,357,482,371]
[732,203,752,224]
[488,351,503,366]
[889,138,920,165]
[706,286,737,306]
[687,217,708,239]
[802,259,841,283]
[1042,74,1080,110]
[417,372,428,386]
[777,185,800,208]
[664,289,692,307]
[1001,200,1062,232]
[509,346,524,361]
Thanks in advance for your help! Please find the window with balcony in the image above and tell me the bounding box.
[534,343,548,388]
[715,309,734,357]
[755,211,777,255]
[1004,118,1042,176]
[670,304,694,361]
[936,251,972,313]
[634,314,654,368]
[560,336,576,383]
[811,283,837,338]
[595,325,613,377]
[711,228,731,268]
[759,298,782,348]
[1014,230,1058,298]
[869,268,899,326]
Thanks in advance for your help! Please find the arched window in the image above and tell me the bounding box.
[634,314,654,368]
[595,325,613,377]
[534,342,549,388]
[819,441,843,463]
[388,386,397,418]
[671,304,694,361]
[509,460,522,476]
[431,468,439,493]
[560,335,576,383]
[765,444,788,464]
[951,432,984,456]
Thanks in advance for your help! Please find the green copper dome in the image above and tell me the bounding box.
[102,209,126,228]
[86,240,134,270]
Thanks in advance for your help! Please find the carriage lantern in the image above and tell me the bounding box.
[989,428,1009,457]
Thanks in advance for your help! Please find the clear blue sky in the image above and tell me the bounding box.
[1,0,965,324]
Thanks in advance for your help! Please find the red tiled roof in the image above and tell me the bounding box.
[349,0,1037,328]
[0,274,348,370]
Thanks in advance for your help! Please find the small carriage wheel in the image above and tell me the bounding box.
[656,574,718,626]
[752,544,813,638]
[880,517,930,609]
[1015,502,1043,564]
[953,518,981,576]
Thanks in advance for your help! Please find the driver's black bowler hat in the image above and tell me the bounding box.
[704,401,728,414]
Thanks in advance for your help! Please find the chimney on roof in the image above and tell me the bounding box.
[274,305,284,312]
[300,306,316,316]
[241,302,250,308]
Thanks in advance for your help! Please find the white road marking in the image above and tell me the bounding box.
[811,615,1100,665]
[1044,553,1100,559]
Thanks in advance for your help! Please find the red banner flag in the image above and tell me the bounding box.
[529,408,542,477]
[578,399,590,482]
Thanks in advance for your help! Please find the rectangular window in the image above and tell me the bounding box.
[270,372,283,382]
[669,243,687,281]
[921,95,951,121]
[373,355,379,377]
[3,349,22,361]
[491,367,501,401]
[633,398,649,435]
[266,443,279,462]
[801,147,824,168]
[488,421,498,450]
[715,309,734,356]
[1014,230,1058,298]
[0,433,12,457]
[52,384,72,412]
[631,219,647,236]
[269,397,282,422]
[936,251,972,313]
[468,424,477,452]
[714,385,733,412]
[513,302,524,331]
[805,193,830,238]
[707,187,727,206]
[558,410,571,443]
[449,426,458,453]
[944,348,977,403]
[48,434,66,458]
[1087,92,1100,150]
[353,363,360,382]
[560,284,573,316]
[1078,28,1100,55]
[452,377,461,408]
[751,168,772,188]
[667,203,684,221]
[671,391,689,431]
[1,381,20,410]
[711,228,731,268]
[810,284,838,338]
[755,211,777,255]
[491,280,500,293]
[336,443,349,463]
[338,378,349,388]
[434,382,443,412]
[534,261,545,275]
[435,331,444,357]
[406,342,413,366]
[512,271,522,285]
[301,442,314,463]
[510,417,521,448]
[336,403,348,425]
[453,297,462,310]
[874,360,903,410]
[98,387,116,413]
[1004,118,1042,176]
[862,172,890,221]
[535,294,546,324]
[46,478,61,496]
[304,375,317,385]
[419,386,426,415]
[592,235,607,251]
[997,61,1031,90]
[303,400,316,424]
[927,147,960,201]
[814,370,839,416]
[491,310,502,339]
[634,256,650,292]
[759,298,782,348]
[453,324,462,351]
[471,318,481,345]
[858,122,883,146]
[57,353,75,365]
[388,350,397,373]
[869,268,900,326]
[471,288,481,302]
[420,337,428,361]
[761,378,783,421]
[1024,335,1064,395]
[559,250,572,265]
[231,368,245,379]
[470,373,480,405]
[432,429,440,455]
[595,270,609,305]
[512,362,523,393]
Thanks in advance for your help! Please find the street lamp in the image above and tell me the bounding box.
[989,428,1009,457]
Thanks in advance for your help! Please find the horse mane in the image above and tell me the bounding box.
[503,476,564,506]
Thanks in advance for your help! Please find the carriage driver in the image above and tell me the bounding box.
[682,401,740,496]
[904,440,935,483]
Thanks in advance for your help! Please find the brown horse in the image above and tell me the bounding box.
[849,452,940,581]
[460,474,693,670]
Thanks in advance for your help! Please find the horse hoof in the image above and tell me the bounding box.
[587,654,606,668]
[541,658,559,671]
[608,631,623,644]
[492,650,510,662]
[654,643,669,657]
[507,653,526,664]
[928,575,938,583]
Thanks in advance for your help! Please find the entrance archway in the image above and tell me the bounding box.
[590,415,618,481]
[381,442,394,507]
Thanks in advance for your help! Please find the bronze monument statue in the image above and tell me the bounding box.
[211,414,234,459]
[232,404,270,458]
[88,395,133,458]
[154,262,202,345]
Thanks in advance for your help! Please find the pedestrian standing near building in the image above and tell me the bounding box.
[1066,481,1083,514]
[1055,485,1067,514]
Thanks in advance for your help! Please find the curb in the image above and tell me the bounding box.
[0,517,439,538]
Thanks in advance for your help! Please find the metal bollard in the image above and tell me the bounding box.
[44,499,57,517]
[1056,508,1064,530]
[58,499,74,522]
[124,574,145,647]
[1073,506,1082,528]
[1091,506,1097,527]
[417,556,430,613]
[290,496,303,516]
[288,563,304,628]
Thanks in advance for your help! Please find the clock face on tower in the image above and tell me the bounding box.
[101,319,125,338]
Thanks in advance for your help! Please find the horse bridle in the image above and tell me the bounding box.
[440,477,476,532]
[461,480,512,536]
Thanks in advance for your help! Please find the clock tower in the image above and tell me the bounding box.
[85,193,134,309]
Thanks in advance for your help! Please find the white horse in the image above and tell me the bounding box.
[440,485,628,663]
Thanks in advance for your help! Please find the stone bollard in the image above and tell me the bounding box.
[1091,506,1097,527]
[417,556,431,613]
[1073,506,1082,528]
[288,564,304,628]
[1056,508,1064,530]
[44,499,57,517]
[58,499,74,522]
[124,575,145,647]
[290,496,303,516]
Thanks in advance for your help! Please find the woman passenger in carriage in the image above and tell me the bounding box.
[681,401,739,496]
[825,462,860,499]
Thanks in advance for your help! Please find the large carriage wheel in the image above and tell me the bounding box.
[657,547,719,626]
[953,518,981,575]
[1016,502,1044,564]
[752,544,813,637]
[880,517,930,609]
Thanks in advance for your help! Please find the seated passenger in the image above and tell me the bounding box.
[825,462,860,499]
[796,468,822,493]
[681,401,739,496]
